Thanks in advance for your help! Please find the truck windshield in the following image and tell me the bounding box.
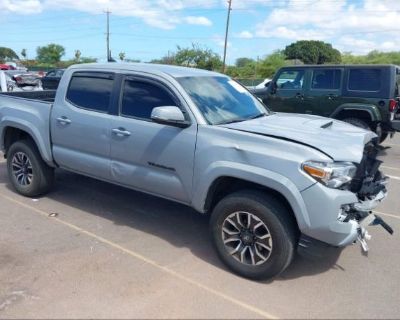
[177,76,269,125]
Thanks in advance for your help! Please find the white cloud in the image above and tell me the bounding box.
[236,31,253,39]
[0,0,42,14]
[0,0,216,29]
[184,16,212,26]
[247,0,400,54]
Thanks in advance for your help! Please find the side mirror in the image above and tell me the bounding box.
[151,106,190,128]
[270,81,278,94]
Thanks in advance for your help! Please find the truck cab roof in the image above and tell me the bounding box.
[68,63,223,79]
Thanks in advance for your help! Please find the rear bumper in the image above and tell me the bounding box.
[391,119,400,132]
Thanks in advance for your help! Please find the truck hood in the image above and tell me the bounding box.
[220,113,376,163]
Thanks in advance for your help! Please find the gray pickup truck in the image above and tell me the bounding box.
[0,63,392,280]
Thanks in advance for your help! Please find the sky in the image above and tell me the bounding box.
[1,0,399,64]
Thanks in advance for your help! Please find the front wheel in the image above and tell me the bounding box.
[210,190,297,280]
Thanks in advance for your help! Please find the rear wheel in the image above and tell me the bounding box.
[379,132,389,143]
[7,140,54,197]
[210,190,297,280]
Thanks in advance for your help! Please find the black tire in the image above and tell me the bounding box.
[210,190,297,280]
[379,132,389,143]
[7,140,54,197]
[342,117,370,130]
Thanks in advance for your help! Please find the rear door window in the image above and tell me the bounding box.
[311,69,341,90]
[66,72,114,113]
[348,68,381,91]
[276,70,305,90]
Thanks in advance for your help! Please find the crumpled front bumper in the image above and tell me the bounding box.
[299,141,393,251]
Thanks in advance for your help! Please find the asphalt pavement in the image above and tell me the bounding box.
[0,135,399,319]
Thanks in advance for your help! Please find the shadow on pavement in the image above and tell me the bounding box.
[0,164,344,281]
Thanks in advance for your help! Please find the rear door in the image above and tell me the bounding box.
[265,68,309,113]
[109,75,197,203]
[51,71,116,180]
[303,68,343,117]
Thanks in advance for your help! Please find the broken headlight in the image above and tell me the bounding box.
[302,161,357,189]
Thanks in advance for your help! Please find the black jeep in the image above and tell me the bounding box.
[251,64,400,142]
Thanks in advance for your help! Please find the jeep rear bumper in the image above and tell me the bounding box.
[391,119,400,132]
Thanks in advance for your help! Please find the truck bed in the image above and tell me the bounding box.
[0,91,54,164]
[0,90,56,102]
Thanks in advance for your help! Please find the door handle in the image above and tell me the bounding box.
[295,93,304,100]
[56,117,71,125]
[327,94,337,100]
[112,128,131,137]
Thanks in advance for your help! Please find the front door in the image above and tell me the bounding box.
[109,76,196,203]
[51,71,115,180]
[265,68,309,113]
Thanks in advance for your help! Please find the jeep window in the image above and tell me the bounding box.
[66,72,114,112]
[177,76,268,125]
[311,69,341,90]
[276,70,305,90]
[121,80,176,120]
[348,68,381,92]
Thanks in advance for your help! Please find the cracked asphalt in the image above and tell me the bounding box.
[0,135,399,319]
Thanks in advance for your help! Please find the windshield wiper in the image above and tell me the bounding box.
[248,113,267,120]
[217,113,266,125]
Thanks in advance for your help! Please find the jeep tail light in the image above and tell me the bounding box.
[389,99,397,112]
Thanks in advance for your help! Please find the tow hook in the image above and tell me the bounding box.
[357,213,394,252]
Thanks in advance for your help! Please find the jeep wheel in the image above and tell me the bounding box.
[379,132,389,143]
[210,190,297,280]
[7,140,54,197]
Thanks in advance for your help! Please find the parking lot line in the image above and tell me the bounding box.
[382,165,400,172]
[375,211,400,220]
[383,142,400,147]
[387,174,400,181]
[0,192,278,320]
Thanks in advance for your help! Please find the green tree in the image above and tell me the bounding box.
[341,50,400,65]
[21,49,27,60]
[119,52,125,61]
[235,57,255,68]
[80,57,97,64]
[174,44,222,71]
[284,40,341,64]
[0,47,19,62]
[36,43,65,64]
[258,51,288,78]
[74,49,81,62]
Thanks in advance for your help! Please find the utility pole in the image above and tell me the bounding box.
[104,10,111,61]
[222,0,232,74]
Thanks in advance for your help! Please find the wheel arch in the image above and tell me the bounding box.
[1,122,54,166]
[193,165,312,231]
[331,104,382,124]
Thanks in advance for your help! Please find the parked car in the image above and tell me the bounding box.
[0,63,392,280]
[250,64,400,143]
[41,69,65,90]
[5,70,41,90]
[255,78,272,89]
[0,71,17,92]
[0,64,15,70]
